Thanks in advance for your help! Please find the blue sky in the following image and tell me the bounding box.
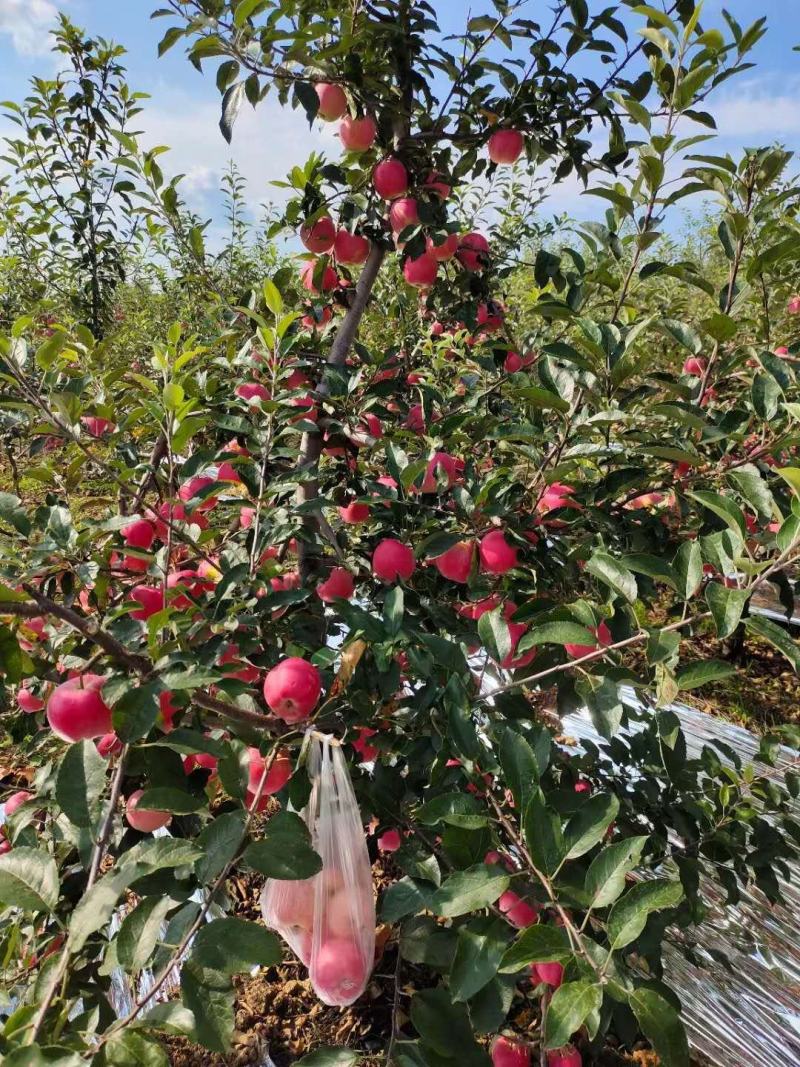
[0,0,798,233]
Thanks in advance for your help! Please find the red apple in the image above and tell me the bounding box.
[426,232,459,261]
[424,171,451,199]
[491,1035,530,1067]
[340,113,377,152]
[236,381,271,404]
[564,621,612,659]
[498,890,539,928]
[300,215,336,254]
[547,1046,581,1067]
[246,747,292,809]
[47,675,111,741]
[97,732,122,758]
[339,500,370,524]
[263,658,322,723]
[122,519,156,549]
[126,789,172,832]
[488,129,525,164]
[300,260,338,293]
[372,538,415,581]
[311,937,369,1005]
[334,229,370,265]
[352,726,378,762]
[683,356,706,375]
[530,961,564,988]
[479,529,518,574]
[373,157,408,200]
[420,451,462,493]
[81,416,114,437]
[378,828,402,852]
[130,585,164,620]
[403,253,438,287]
[4,790,33,818]
[432,541,474,583]
[316,567,355,602]
[315,82,347,121]
[456,232,490,271]
[389,197,420,232]
[16,682,44,713]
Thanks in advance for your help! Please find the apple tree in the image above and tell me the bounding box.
[1,3,799,1065]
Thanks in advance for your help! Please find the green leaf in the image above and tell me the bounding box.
[416,793,488,829]
[629,988,690,1067]
[498,728,540,811]
[296,1051,359,1067]
[752,373,781,420]
[100,1030,170,1067]
[243,816,322,880]
[499,924,572,973]
[219,81,245,143]
[384,585,404,637]
[608,878,684,948]
[523,794,566,875]
[117,895,175,972]
[410,987,489,1061]
[55,740,107,828]
[623,554,677,589]
[728,465,774,519]
[544,980,603,1049]
[686,490,746,537]
[449,917,509,1001]
[400,916,457,969]
[585,551,637,603]
[659,318,701,354]
[431,865,509,918]
[672,540,702,600]
[262,278,283,316]
[0,848,59,913]
[135,787,206,815]
[181,962,234,1053]
[564,793,619,858]
[381,878,435,923]
[675,659,736,690]
[191,917,282,974]
[194,810,247,884]
[478,607,512,663]
[745,615,800,671]
[517,621,597,653]
[585,837,648,909]
[775,467,800,498]
[705,584,750,638]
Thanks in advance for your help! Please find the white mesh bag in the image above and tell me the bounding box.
[260,732,376,1006]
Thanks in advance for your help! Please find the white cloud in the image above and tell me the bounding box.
[0,0,58,57]
[137,85,337,220]
[712,76,800,140]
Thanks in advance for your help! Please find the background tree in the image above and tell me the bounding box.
[1,3,799,1067]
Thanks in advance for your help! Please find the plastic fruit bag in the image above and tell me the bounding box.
[260,732,376,1006]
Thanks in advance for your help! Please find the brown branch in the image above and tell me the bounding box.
[296,241,386,583]
[28,744,129,1042]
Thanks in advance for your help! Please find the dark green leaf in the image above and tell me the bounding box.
[449,917,509,1001]
[629,987,690,1067]
[564,793,619,858]
[0,848,59,913]
[523,794,566,875]
[431,865,509,918]
[500,924,572,973]
[545,980,603,1048]
[191,917,282,974]
[608,878,684,948]
[55,741,107,828]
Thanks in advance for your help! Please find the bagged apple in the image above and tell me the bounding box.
[260,732,376,1006]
